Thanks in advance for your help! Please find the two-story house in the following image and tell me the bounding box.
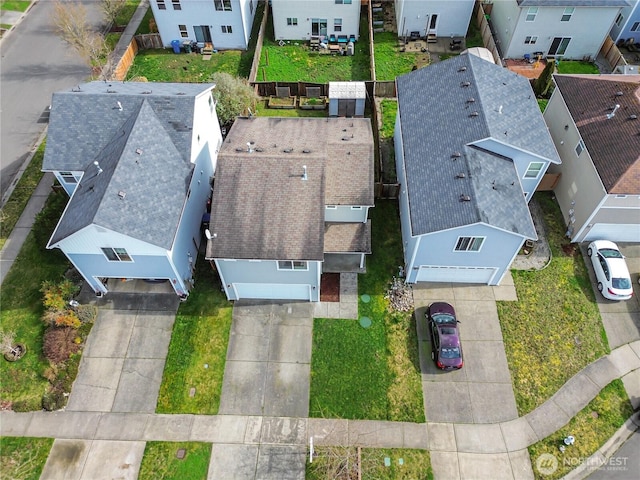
[394,0,475,40]
[149,0,257,50]
[610,0,640,44]
[205,116,374,301]
[543,74,640,243]
[271,0,361,42]
[42,82,222,298]
[489,0,629,60]
[395,53,561,286]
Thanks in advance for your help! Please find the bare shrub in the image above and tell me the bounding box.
[43,327,80,364]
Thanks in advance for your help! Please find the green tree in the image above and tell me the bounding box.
[209,72,259,128]
[534,60,555,98]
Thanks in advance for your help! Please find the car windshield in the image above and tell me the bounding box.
[433,313,455,324]
[441,347,461,359]
[600,248,623,259]
[613,277,632,289]
[440,327,457,335]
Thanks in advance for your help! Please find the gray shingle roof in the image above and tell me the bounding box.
[517,1,629,6]
[205,117,374,260]
[396,54,557,237]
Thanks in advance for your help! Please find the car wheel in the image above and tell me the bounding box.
[597,282,603,292]
[587,247,593,257]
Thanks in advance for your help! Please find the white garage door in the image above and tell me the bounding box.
[583,224,640,243]
[416,266,497,284]
[233,283,311,301]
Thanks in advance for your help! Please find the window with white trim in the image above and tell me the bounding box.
[526,7,538,22]
[221,25,233,33]
[350,206,362,210]
[454,237,484,252]
[524,36,538,45]
[575,140,585,156]
[335,0,352,4]
[334,18,342,32]
[172,0,181,10]
[59,171,78,184]
[326,205,337,209]
[561,7,574,22]
[615,13,623,27]
[157,0,166,10]
[214,0,232,11]
[277,261,308,270]
[631,21,640,32]
[179,24,188,37]
[287,17,298,26]
[524,161,544,178]
[101,247,132,262]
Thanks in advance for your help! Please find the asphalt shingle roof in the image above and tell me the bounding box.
[324,221,372,253]
[205,117,374,260]
[396,54,558,237]
[553,74,640,194]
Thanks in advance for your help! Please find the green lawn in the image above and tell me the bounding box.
[0,191,72,411]
[528,380,633,480]
[257,12,370,82]
[309,201,424,422]
[0,1,31,12]
[465,18,484,48]
[156,258,232,414]
[497,192,609,415]
[0,437,53,480]
[138,442,211,480]
[380,99,397,139]
[308,447,432,480]
[374,32,430,81]
[255,98,328,118]
[538,99,548,113]
[556,61,599,75]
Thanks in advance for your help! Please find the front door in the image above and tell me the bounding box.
[194,25,212,43]
[548,37,570,56]
[311,18,327,37]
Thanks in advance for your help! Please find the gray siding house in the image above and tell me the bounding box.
[395,54,561,285]
[544,74,640,243]
[43,82,222,298]
[205,117,374,301]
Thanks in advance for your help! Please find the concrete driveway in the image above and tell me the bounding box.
[413,278,519,424]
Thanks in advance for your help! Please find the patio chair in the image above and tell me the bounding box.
[329,34,337,44]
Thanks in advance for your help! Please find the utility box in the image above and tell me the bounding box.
[328,82,366,117]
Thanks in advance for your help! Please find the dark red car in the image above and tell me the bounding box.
[426,302,463,370]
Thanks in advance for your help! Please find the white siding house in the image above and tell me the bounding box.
[490,0,629,60]
[271,0,361,41]
[150,0,257,50]
[205,117,374,302]
[42,82,222,298]
[544,74,640,243]
[395,54,561,286]
[394,0,475,39]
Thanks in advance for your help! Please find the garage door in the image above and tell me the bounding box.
[583,224,640,243]
[233,283,311,301]
[416,266,497,284]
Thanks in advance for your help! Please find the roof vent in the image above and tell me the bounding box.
[283,148,293,153]
[461,81,471,87]
[302,165,308,181]
[458,66,467,72]
[93,161,103,175]
[142,90,152,94]
[247,141,255,153]
[135,148,143,155]
[451,152,462,159]
[302,149,311,153]
[466,97,475,103]
[341,137,350,141]
[615,91,624,97]
[459,194,471,202]
[255,147,264,152]
[629,114,638,120]
[118,191,126,199]
[455,173,466,179]
[606,104,620,120]
[235,148,244,152]
[469,111,479,117]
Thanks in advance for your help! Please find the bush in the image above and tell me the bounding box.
[41,279,78,311]
[42,390,65,411]
[12,398,42,412]
[76,304,98,324]
[43,327,81,363]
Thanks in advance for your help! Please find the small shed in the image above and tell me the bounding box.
[329,82,366,117]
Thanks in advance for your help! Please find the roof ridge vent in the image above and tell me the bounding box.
[459,194,471,202]
[283,148,293,153]
[451,152,462,159]
[461,81,471,87]
[455,172,466,179]
[466,97,475,103]
[458,66,467,72]
[469,111,479,117]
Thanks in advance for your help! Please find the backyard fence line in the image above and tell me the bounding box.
[248,0,270,83]
[600,36,627,71]
[474,0,502,66]
[374,182,401,200]
[134,33,163,50]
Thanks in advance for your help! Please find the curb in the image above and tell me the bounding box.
[0,0,37,46]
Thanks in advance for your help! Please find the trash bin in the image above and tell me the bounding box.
[183,41,191,53]
[171,39,181,54]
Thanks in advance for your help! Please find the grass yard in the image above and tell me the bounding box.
[0,437,53,480]
[156,258,232,414]
[307,447,432,480]
[138,442,211,480]
[255,98,327,118]
[374,32,430,81]
[497,192,609,415]
[465,19,484,49]
[528,380,633,480]
[538,99,548,113]
[380,99,397,139]
[0,191,72,411]
[556,61,599,75]
[0,140,45,250]
[0,1,31,12]
[309,201,424,422]
[257,12,370,82]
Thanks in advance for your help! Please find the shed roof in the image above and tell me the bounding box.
[329,81,367,99]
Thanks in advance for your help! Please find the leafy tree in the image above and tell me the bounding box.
[534,60,555,98]
[209,72,259,128]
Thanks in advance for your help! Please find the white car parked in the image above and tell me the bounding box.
[587,240,633,301]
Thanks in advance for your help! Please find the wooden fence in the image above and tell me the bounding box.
[134,33,163,50]
[248,0,270,83]
[474,0,502,65]
[111,39,139,81]
[374,183,400,199]
[599,36,627,72]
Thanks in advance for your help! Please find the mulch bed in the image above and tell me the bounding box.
[320,273,340,302]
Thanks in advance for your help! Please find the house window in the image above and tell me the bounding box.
[561,7,574,22]
[549,37,571,56]
[101,247,132,262]
[524,36,538,45]
[277,261,308,270]
[326,205,337,209]
[172,0,181,10]
[351,206,362,210]
[335,0,352,4]
[334,18,342,32]
[221,25,233,33]
[59,171,78,184]
[214,0,232,11]
[157,0,166,10]
[179,24,188,37]
[526,7,538,22]
[455,236,484,252]
[615,13,624,27]
[631,22,640,32]
[287,17,298,26]
[250,0,254,14]
[575,140,585,156]
[524,162,544,178]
